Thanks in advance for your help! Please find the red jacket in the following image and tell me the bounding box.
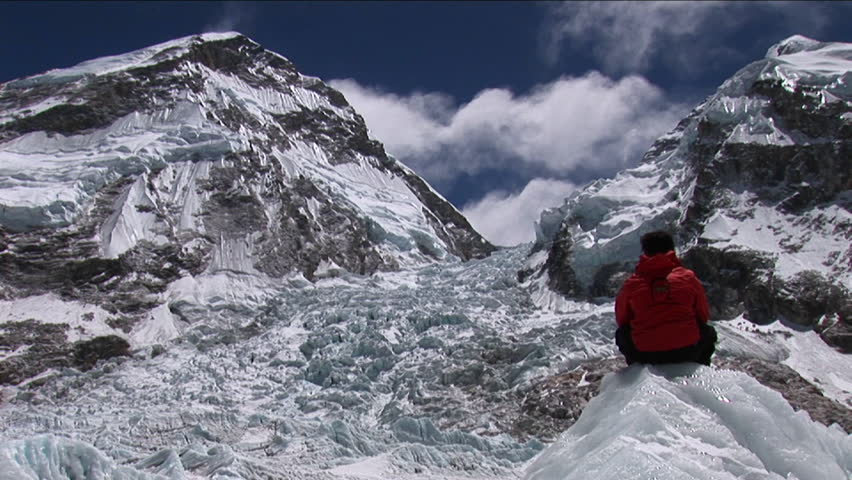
[615,251,710,352]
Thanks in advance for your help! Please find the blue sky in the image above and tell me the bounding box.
[2,1,851,245]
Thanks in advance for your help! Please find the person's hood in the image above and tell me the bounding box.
[635,251,681,279]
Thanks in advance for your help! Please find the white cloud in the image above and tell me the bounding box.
[542,1,831,76]
[462,178,577,247]
[330,73,686,184]
[331,74,687,245]
[329,80,451,161]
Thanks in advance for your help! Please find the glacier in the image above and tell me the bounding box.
[0,31,850,480]
[2,363,851,479]
[1,246,850,479]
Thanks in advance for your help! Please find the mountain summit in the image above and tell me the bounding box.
[0,32,493,263]
[0,32,494,377]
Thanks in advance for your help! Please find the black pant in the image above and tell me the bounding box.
[616,323,717,366]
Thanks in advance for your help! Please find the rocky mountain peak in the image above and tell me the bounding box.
[0,32,495,374]
[523,36,852,351]
[766,34,825,58]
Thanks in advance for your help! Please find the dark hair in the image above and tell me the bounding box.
[641,231,675,256]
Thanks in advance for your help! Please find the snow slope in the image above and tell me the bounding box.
[0,32,493,368]
[0,31,490,267]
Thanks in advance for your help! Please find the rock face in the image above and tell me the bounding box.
[514,354,852,441]
[526,35,852,350]
[0,32,493,385]
[0,319,129,385]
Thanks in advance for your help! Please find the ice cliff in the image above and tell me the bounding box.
[2,362,850,479]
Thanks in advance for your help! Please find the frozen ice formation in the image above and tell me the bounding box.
[525,365,852,480]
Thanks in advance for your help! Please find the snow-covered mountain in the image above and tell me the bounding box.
[0,34,850,480]
[525,35,851,352]
[0,32,493,383]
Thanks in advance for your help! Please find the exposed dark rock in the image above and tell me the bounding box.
[274,107,384,165]
[0,177,134,296]
[709,142,852,215]
[0,171,211,385]
[186,35,301,88]
[5,104,110,135]
[212,100,263,134]
[750,79,852,140]
[512,358,623,441]
[302,78,350,109]
[775,270,852,330]
[72,335,130,371]
[106,316,136,334]
[0,320,70,385]
[682,245,852,351]
[0,320,129,385]
[681,245,777,322]
[543,231,581,297]
[64,258,125,287]
[246,173,389,280]
[816,316,852,353]
[0,35,290,144]
[590,262,634,298]
[1,61,198,143]
[718,357,852,432]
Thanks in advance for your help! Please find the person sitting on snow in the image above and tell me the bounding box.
[615,231,717,366]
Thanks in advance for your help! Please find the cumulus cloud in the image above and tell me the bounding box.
[330,74,686,184]
[331,74,688,245]
[461,178,577,247]
[541,1,831,76]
